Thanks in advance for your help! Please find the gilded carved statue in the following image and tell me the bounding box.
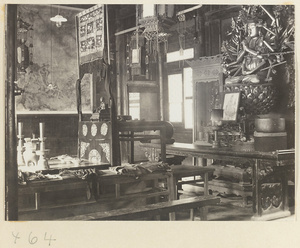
[222,5,294,85]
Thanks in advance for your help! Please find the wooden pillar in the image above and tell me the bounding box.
[5,4,18,221]
[252,159,260,216]
[115,21,124,115]
[107,6,121,166]
[157,43,164,121]
[75,15,82,122]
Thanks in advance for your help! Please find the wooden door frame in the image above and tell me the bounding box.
[5,4,19,221]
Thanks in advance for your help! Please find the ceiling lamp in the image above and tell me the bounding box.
[50,14,67,27]
[50,6,67,27]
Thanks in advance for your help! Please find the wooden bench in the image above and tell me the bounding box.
[60,195,220,221]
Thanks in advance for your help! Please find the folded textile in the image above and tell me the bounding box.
[17,167,102,185]
[137,161,170,173]
[109,162,170,178]
[59,168,103,180]
[18,170,61,185]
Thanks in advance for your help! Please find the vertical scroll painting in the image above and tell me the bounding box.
[15,5,92,113]
[77,4,104,65]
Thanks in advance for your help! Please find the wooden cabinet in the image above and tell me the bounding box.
[186,55,223,145]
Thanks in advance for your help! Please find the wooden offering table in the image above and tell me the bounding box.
[18,164,172,220]
[18,161,220,221]
[140,142,295,221]
[170,165,214,198]
[170,165,216,220]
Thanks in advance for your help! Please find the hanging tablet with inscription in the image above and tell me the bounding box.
[77,4,104,65]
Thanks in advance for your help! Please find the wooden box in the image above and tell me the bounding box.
[254,131,287,152]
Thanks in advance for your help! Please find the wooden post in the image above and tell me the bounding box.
[157,43,164,121]
[201,172,209,219]
[5,4,18,220]
[115,17,124,115]
[75,15,82,122]
[190,209,195,220]
[252,159,260,216]
[106,6,121,166]
[160,126,166,162]
[35,193,41,210]
[282,167,289,211]
[167,172,176,220]
[130,131,134,163]
[115,184,121,198]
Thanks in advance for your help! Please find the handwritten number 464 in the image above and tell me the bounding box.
[12,232,56,246]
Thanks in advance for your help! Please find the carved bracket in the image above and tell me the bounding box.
[261,183,283,211]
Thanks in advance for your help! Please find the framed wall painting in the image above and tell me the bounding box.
[222,92,240,121]
[15,5,93,114]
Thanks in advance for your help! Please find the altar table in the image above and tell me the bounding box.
[140,142,295,220]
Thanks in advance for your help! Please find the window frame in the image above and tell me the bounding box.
[167,66,193,130]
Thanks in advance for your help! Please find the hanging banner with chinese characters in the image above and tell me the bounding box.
[77,4,104,65]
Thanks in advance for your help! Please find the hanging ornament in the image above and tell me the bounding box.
[17,12,33,73]
[177,12,186,56]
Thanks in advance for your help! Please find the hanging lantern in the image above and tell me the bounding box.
[17,43,29,72]
[128,30,145,78]
[138,4,174,48]
[142,4,155,18]
[17,14,33,73]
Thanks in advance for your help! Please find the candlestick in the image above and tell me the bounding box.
[211,109,223,127]
[212,126,221,148]
[18,122,23,136]
[39,122,45,139]
[40,141,45,151]
[17,136,25,166]
[211,109,223,149]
